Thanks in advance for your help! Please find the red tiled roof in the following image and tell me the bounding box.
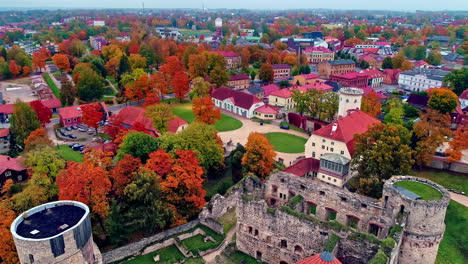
[212,50,239,57]
[0,128,9,138]
[212,87,262,110]
[300,82,333,91]
[363,48,379,53]
[330,72,368,80]
[361,69,384,79]
[272,64,291,70]
[283,158,320,177]
[0,104,14,114]
[460,89,468,100]
[304,46,333,53]
[0,155,26,175]
[40,99,61,109]
[313,110,380,155]
[168,116,188,133]
[115,106,155,132]
[270,88,292,98]
[254,104,280,114]
[229,73,250,81]
[296,252,342,264]
[261,84,281,96]
[300,73,319,80]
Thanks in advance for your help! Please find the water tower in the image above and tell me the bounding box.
[215,17,223,36]
[337,87,364,118]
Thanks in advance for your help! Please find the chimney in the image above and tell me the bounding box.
[331,123,338,134]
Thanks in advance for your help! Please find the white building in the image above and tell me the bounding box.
[398,68,449,92]
[337,87,364,118]
[211,87,264,118]
[93,20,105,27]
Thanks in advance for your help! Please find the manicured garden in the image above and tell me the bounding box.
[55,145,83,162]
[43,73,60,98]
[263,132,307,153]
[172,103,242,132]
[394,181,443,200]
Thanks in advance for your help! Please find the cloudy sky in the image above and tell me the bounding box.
[1,0,467,11]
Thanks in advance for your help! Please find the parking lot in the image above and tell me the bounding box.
[56,124,100,146]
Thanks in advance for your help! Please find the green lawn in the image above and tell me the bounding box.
[181,234,220,255]
[263,132,307,153]
[172,103,242,132]
[218,207,237,233]
[43,73,60,98]
[55,145,84,163]
[280,121,305,133]
[394,181,443,200]
[124,245,185,264]
[436,201,468,264]
[410,169,468,194]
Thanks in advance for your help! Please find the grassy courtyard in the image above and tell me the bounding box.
[124,245,185,264]
[394,181,443,200]
[263,132,307,153]
[172,103,242,132]
[55,145,83,162]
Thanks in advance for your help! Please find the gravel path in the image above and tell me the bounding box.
[449,192,468,207]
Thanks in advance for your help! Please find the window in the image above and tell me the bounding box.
[280,239,288,248]
[272,185,278,193]
[29,254,34,264]
[312,152,316,158]
[312,143,315,146]
[5,171,11,177]
[256,251,262,260]
[322,139,326,143]
[326,208,337,221]
[254,229,259,236]
[340,151,344,155]
[309,203,317,215]
[333,179,336,182]
[330,148,334,152]
[300,184,306,190]
[319,191,325,195]
[369,223,382,237]
[248,226,253,234]
[331,142,334,145]
[294,245,303,254]
[322,145,325,149]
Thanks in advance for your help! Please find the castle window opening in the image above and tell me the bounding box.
[319,191,325,195]
[326,208,337,221]
[346,215,360,229]
[256,251,262,260]
[361,203,367,208]
[254,229,259,236]
[294,245,303,254]
[368,223,382,237]
[280,261,288,264]
[281,239,288,248]
[270,198,277,206]
[306,201,317,215]
[248,226,253,234]
[300,184,306,190]
[29,254,34,264]
[272,185,278,193]
[341,197,347,202]
[400,205,405,213]
[266,236,272,244]
[384,196,389,208]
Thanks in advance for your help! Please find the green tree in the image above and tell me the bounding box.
[116,132,159,162]
[427,50,442,65]
[427,88,458,114]
[382,57,393,69]
[360,60,370,69]
[118,55,131,77]
[60,80,76,106]
[443,68,468,95]
[145,103,174,133]
[259,63,274,84]
[105,201,129,246]
[209,65,229,88]
[139,43,155,68]
[351,123,414,198]
[384,106,404,125]
[122,168,173,232]
[159,122,224,172]
[10,100,40,149]
[75,67,106,102]
[80,54,106,77]
[119,68,146,87]
[191,77,211,99]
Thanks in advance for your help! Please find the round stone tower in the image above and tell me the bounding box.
[337,87,364,118]
[382,176,450,264]
[11,201,97,264]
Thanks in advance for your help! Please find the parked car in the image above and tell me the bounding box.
[280,124,290,130]
[88,130,95,135]
[59,128,66,134]
[78,127,87,132]
[71,126,78,130]
[72,144,83,151]
[68,134,77,139]
[61,131,70,137]
[69,143,80,148]
[65,126,72,131]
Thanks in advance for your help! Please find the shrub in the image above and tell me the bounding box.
[368,250,388,264]
[324,234,340,252]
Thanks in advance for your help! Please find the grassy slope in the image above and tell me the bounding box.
[394,181,443,200]
[43,73,60,98]
[436,201,468,264]
[55,145,84,163]
[263,132,307,153]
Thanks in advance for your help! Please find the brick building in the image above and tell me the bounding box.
[227,73,250,90]
[212,51,241,70]
[303,46,334,64]
[329,72,369,88]
[318,59,355,79]
[272,64,292,79]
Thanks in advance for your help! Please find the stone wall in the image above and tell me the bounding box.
[102,220,199,264]
[141,238,176,255]
[430,159,468,174]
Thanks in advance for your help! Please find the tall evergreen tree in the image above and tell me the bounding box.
[118,55,131,77]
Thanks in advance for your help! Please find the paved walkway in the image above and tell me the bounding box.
[105,79,119,105]
[218,112,309,166]
[449,192,468,207]
[202,227,236,264]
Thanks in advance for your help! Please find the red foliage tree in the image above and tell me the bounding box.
[192,97,221,125]
[30,100,52,126]
[56,160,111,219]
[124,75,150,102]
[146,149,173,176]
[109,154,142,196]
[32,51,47,72]
[52,53,70,72]
[22,66,31,76]
[81,103,104,134]
[171,71,189,102]
[9,60,20,76]
[131,121,149,134]
[128,44,140,54]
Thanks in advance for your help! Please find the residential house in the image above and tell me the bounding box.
[272,64,292,79]
[92,19,105,27]
[460,90,468,111]
[40,99,62,114]
[329,72,369,88]
[211,87,264,118]
[292,73,319,86]
[282,157,320,178]
[58,102,109,127]
[398,68,450,92]
[443,53,464,66]
[0,129,9,151]
[318,59,355,79]
[246,86,264,99]
[212,51,241,70]
[359,54,385,69]
[361,69,384,87]
[0,155,27,186]
[303,46,334,64]
[253,104,280,120]
[382,69,401,84]
[269,82,333,111]
[227,73,250,90]
[261,84,281,98]
[304,110,380,187]
[89,36,107,51]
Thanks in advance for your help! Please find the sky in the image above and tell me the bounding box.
[1,0,468,11]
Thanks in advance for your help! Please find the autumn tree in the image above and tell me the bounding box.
[24,128,53,152]
[209,65,229,88]
[116,132,159,162]
[57,160,111,219]
[292,90,309,116]
[109,155,142,196]
[145,103,174,133]
[10,100,41,149]
[445,125,468,162]
[191,77,211,99]
[60,80,77,106]
[259,63,274,84]
[384,105,404,125]
[193,97,221,125]
[81,103,104,134]
[172,71,190,101]
[427,88,459,113]
[32,50,47,72]
[241,132,277,180]
[351,123,414,198]
[105,57,120,78]
[52,53,70,72]
[0,205,18,264]
[22,66,31,76]
[129,54,147,70]
[188,54,209,78]
[413,109,452,166]
[124,75,150,102]
[8,60,20,76]
[361,91,382,117]
[30,100,52,126]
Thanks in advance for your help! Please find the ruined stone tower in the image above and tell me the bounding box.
[337,87,364,118]
[382,176,450,264]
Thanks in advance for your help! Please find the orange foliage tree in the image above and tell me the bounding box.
[81,103,104,134]
[32,50,47,72]
[56,160,111,219]
[8,60,20,76]
[361,91,382,117]
[22,66,31,76]
[52,53,70,72]
[344,37,364,46]
[445,125,468,162]
[24,128,53,152]
[241,132,277,180]
[125,75,151,102]
[171,71,189,102]
[427,88,459,114]
[0,206,18,264]
[109,154,143,196]
[192,97,221,125]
